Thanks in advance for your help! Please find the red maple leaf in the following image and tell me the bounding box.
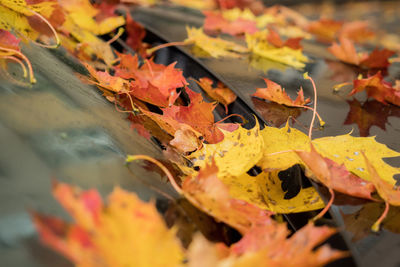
[125,13,148,57]
[296,144,376,200]
[349,72,400,105]
[114,53,187,107]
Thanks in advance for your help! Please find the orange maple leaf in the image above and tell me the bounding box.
[252,78,310,107]
[31,182,183,267]
[307,19,343,43]
[196,77,237,113]
[328,37,394,69]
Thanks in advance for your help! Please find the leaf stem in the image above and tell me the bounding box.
[0,46,36,83]
[305,75,318,139]
[30,10,60,49]
[126,155,183,195]
[311,188,334,222]
[372,201,390,232]
[2,55,28,78]
[215,113,246,125]
[107,28,125,45]
[147,40,193,55]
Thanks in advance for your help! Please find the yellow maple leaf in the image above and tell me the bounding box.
[0,0,59,46]
[188,121,264,177]
[313,134,400,185]
[32,182,183,267]
[259,122,310,171]
[222,8,277,28]
[220,170,324,213]
[185,27,248,58]
[246,31,309,69]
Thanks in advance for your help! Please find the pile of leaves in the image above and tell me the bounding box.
[1,0,400,266]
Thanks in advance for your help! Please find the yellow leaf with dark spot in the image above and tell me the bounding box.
[188,121,264,177]
[259,122,310,171]
[313,134,400,185]
[220,171,324,213]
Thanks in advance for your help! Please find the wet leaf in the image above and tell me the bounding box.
[58,0,124,35]
[328,37,395,69]
[32,182,183,267]
[114,53,187,107]
[267,29,302,50]
[252,78,310,107]
[296,144,376,200]
[125,13,148,57]
[188,222,346,267]
[313,134,400,185]
[185,26,248,58]
[307,18,343,43]
[219,170,324,213]
[196,77,237,113]
[188,121,264,177]
[349,72,400,106]
[203,10,258,36]
[258,122,310,171]
[182,160,272,234]
[246,31,308,69]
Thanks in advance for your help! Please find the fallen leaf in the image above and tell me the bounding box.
[0,0,62,46]
[296,144,376,200]
[219,170,325,213]
[307,18,343,43]
[187,121,264,177]
[246,31,308,69]
[252,78,310,107]
[359,48,395,69]
[328,37,395,69]
[160,88,226,143]
[203,10,258,36]
[188,222,346,267]
[339,21,375,43]
[313,134,400,185]
[196,77,237,113]
[32,182,184,267]
[349,72,400,106]
[267,29,302,50]
[364,155,400,206]
[182,160,272,233]
[328,36,362,66]
[258,122,309,171]
[84,63,130,93]
[58,0,125,35]
[125,13,148,57]
[185,26,248,58]
[114,53,187,107]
